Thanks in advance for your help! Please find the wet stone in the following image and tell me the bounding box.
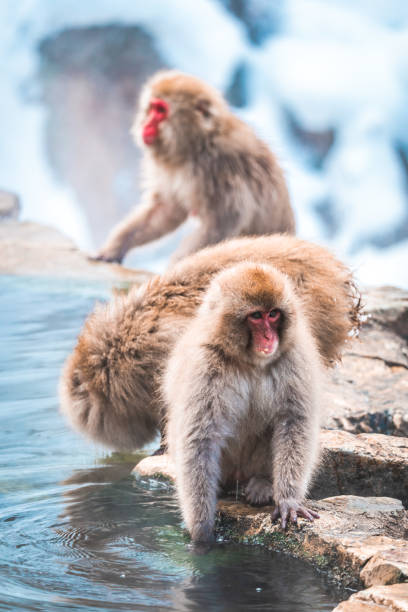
[333,583,408,611]
[133,451,408,589]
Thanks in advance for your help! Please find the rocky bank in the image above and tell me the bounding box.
[1,202,407,611]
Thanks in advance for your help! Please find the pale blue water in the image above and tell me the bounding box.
[0,276,342,611]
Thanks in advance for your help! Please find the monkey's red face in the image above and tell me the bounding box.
[247,309,281,358]
[142,98,169,145]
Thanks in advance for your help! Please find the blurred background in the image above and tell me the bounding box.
[1,0,408,286]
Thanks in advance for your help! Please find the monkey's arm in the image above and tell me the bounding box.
[271,370,320,528]
[94,193,188,263]
[171,376,240,543]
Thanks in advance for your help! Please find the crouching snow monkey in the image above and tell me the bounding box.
[93,70,295,264]
[164,263,324,542]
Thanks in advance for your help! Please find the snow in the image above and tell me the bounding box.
[0,0,407,287]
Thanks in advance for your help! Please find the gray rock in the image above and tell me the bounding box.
[324,286,408,437]
[311,430,408,506]
[133,433,408,588]
[360,548,408,588]
[333,584,408,611]
[0,190,20,220]
[216,495,408,588]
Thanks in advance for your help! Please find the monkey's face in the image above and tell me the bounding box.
[204,263,297,366]
[246,309,281,360]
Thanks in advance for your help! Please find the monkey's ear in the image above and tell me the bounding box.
[201,280,223,313]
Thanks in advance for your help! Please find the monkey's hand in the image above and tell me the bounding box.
[272,499,320,529]
[89,249,124,264]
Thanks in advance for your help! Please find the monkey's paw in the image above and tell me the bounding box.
[245,476,274,506]
[272,499,320,529]
[89,251,123,264]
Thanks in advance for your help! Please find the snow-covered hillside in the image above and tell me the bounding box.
[1,0,407,286]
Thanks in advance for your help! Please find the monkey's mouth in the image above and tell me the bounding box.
[253,338,278,357]
[142,127,158,145]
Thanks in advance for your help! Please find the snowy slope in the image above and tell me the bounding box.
[0,0,407,286]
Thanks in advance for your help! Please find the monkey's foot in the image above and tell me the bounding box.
[245,476,273,506]
[272,499,320,529]
[190,520,215,544]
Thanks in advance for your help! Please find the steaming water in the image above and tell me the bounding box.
[0,276,343,611]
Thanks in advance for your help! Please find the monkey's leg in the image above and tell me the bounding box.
[171,383,237,543]
[271,405,320,529]
[245,476,274,506]
[94,194,187,263]
[244,434,274,505]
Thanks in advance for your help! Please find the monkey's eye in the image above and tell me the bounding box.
[196,102,211,118]
[269,309,281,320]
[155,103,167,115]
[249,311,262,320]
[149,98,169,117]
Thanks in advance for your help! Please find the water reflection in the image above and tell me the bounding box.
[58,461,343,611]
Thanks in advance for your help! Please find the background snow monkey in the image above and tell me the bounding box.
[61,234,361,458]
[165,262,323,541]
[94,70,295,264]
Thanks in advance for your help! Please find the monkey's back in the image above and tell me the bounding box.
[193,128,295,237]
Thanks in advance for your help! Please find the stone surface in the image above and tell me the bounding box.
[38,25,167,249]
[133,455,177,481]
[0,190,20,220]
[311,430,408,506]
[334,584,408,611]
[324,286,408,437]
[216,495,407,588]
[132,452,408,588]
[0,220,151,284]
[333,602,390,611]
[361,548,408,587]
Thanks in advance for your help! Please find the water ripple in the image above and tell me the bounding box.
[0,277,343,611]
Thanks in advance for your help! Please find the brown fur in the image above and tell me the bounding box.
[94,70,294,263]
[60,234,361,452]
[165,263,322,541]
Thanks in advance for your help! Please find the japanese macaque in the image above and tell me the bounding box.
[165,263,321,541]
[93,70,294,264]
[60,234,361,454]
